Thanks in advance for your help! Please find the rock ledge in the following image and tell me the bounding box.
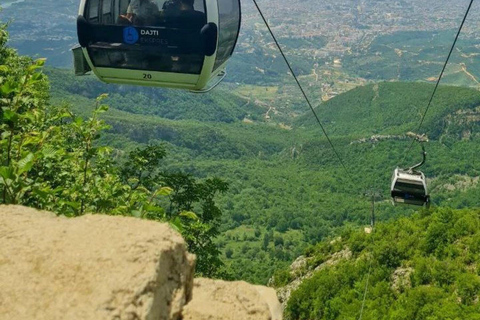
[0,205,281,320]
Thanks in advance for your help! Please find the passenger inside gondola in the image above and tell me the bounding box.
[162,0,180,15]
[119,0,161,26]
[160,0,206,73]
[115,0,206,28]
[164,0,205,29]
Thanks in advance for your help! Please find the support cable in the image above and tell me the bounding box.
[251,0,356,187]
[405,0,474,158]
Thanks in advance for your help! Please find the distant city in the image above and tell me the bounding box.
[1,0,479,101]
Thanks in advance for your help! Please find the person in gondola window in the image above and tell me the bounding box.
[120,0,160,26]
[166,0,206,74]
[165,0,205,29]
[162,0,180,14]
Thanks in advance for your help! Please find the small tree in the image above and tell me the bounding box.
[160,172,229,277]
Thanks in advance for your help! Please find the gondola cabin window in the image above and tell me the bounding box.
[83,0,207,74]
[214,0,240,71]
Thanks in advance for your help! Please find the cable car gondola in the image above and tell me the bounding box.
[72,0,241,92]
[391,138,430,207]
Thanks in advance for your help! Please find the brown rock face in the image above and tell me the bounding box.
[253,286,283,320]
[0,205,283,320]
[0,205,195,320]
[182,278,282,320]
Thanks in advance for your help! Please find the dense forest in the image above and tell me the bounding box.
[22,60,480,285]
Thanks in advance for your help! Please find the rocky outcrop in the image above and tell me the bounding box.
[254,285,283,320]
[0,205,282,320]
[350,134,407,145]
[276,249,352,310]
[182,279,282,320]
[0,205,195,320]
[391,267,413,293]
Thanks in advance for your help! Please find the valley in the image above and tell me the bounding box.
[45,68,480,283]
[1,1,480,317]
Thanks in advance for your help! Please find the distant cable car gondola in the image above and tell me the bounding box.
[72,0,241,92]
[391,136,430,207]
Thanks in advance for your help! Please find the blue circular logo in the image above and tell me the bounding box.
[123,27,139,44]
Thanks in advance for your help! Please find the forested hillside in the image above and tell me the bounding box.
[284,207,480,319]
[47,69,266,123]
[44,62,480,283]
[296,82,480,139]
[2,10,480,287]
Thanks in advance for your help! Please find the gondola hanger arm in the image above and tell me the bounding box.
[406,133,428,173]
[408,144,426,173]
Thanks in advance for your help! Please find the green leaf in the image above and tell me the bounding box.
[35,58,46,67]
[63,201,81,210]
[132,210,142,218]
[30,72,44,82]
[136,186,150,193]
[96,94,108,101]
[32,187,51,200]
[168,217,183,232]
[156,187,173,196]
[179,211,199,220]
[98,104,109,112]
[0,166,13,180]
[74,117,83,126]
[22,137,41,147]
[2,109,17,122]
[41,146,59,158]
[17,153,35,175]
[0,81,18,95]
[127,177,140,185]
[21,112,36,123]
[147,204,166,215]
[27,64,42,72]
[1,131,11,139]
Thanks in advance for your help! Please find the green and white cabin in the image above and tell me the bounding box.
[73,0,241,92]
[391,168,429,207]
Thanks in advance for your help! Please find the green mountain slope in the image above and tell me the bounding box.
[296,82,480,138]
[45,67,480,284]
[284,207,480,320]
